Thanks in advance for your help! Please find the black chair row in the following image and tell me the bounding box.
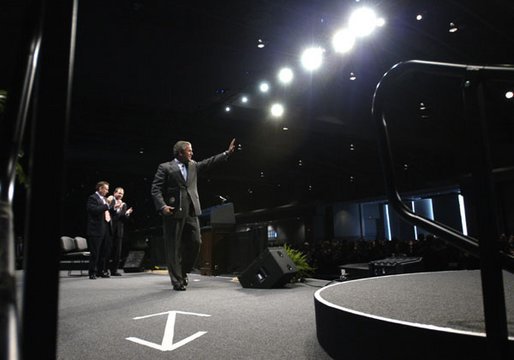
[59,236,90,276]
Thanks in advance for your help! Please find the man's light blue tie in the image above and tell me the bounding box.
[180,163,187,181]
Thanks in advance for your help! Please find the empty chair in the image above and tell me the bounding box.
[74,236,89,252]
[59,235,90,276]
[60,236,76,253]
[71,236,90,276]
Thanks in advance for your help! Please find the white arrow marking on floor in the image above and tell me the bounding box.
[126,310,211,352]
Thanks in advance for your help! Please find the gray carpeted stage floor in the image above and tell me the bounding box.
[55,271,332,360]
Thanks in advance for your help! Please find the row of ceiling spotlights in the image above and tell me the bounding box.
[226,7,385,118]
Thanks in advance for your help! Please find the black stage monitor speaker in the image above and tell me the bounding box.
[238,247,297,289]
[123,250,145,273]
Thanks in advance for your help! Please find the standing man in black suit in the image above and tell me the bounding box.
[151,139,236,290]
[108,187,133,276]
[86,181,114,279]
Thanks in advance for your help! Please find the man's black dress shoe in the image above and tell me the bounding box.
[98,271,110,278]
[173,284,186,291]
[111,272,122,276]
[89,274,97,280]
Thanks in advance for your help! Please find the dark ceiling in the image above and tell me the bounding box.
[2,1,514,232]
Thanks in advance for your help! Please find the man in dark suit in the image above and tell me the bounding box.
[151,139,235,290]
[86,181,114,279]
[108,187,133,276]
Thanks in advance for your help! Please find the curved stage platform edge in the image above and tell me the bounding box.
[314,270,514,360]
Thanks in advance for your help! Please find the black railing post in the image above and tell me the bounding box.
[462,71,509,359]
[20,0,77,359]
[0,1,45,359]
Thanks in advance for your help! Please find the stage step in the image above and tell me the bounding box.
[314,270,514,359]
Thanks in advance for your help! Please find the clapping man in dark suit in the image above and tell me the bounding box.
[108,187,133,276]
[86,181,114,279]
[151,139,236,290]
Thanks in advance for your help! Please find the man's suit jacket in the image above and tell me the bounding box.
[151,152,229,218]
[86,193,112,237]
[111,202,129,238]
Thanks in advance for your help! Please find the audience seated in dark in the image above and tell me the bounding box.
[292,234,483,279]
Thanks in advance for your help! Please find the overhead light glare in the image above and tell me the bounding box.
[332,28,355,54]
[300,47,324,71]
[348,7,378,37]
[278,67,294,84]
[505,91,513,99]
[270,103,284,117]
[259,82,270,93]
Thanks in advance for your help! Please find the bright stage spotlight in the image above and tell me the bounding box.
[348,7,378,37]
[270,103,284,117]
[241,96,248,103]
[278,67,294,84]
[300,47,324,71]
[332,28,355,53]
[259,82,270,93]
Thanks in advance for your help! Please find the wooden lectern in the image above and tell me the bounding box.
[198,203,236,275]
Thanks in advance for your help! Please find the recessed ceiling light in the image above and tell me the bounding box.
[449,22,458,32]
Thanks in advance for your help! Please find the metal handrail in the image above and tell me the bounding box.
[372,60,514,262]
[372,60,514,359]
[1,1,78,359]
[0,1,45,360]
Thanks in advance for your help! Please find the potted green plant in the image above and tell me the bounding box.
[283,243,315,282]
